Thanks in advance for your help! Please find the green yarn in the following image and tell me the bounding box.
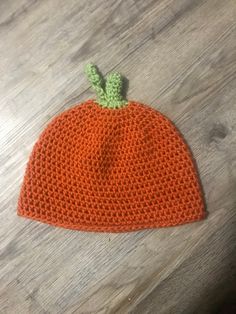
[105,73,127,108]
[85,63,128,109]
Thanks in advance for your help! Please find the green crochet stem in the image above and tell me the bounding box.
[85,63,128,109]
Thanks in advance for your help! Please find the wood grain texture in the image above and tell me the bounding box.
[1,0,236,313]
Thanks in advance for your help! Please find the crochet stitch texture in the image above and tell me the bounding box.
[17,64,205,232]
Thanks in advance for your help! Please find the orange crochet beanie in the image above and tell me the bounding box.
[17,64,205,232]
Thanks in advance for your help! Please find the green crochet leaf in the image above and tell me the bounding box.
[85,63,128,109]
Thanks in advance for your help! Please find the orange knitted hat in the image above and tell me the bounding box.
[17,64,205,232]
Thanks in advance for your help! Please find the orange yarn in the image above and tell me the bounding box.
[17,100,205,232]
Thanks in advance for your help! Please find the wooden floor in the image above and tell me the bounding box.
[1,0,236,313]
